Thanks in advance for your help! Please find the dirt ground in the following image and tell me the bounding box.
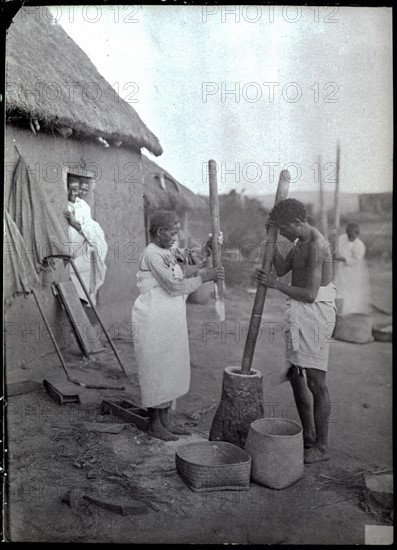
[4,262,393,544]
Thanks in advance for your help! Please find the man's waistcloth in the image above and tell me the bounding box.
[286,282,336,353]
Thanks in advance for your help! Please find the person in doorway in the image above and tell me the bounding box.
[333,222,371,315]
[132,210,224,441]
[64,177,108,307]
[256,199,336,464]
[77,179,93,218]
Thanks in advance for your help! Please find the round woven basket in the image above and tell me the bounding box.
[175,441,252,492]
[244,418,304,490]
[372,327,392,342]
[187,284,211,305]
[187,268,211,305]
[333,314,374,344]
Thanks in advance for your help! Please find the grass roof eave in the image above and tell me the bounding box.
[142,155,206,211]
[6,12,162,156]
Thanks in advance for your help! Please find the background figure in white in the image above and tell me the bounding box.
[64,178,108,307]
[333,222,371,315]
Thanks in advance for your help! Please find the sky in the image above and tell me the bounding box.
[50,5,392,196]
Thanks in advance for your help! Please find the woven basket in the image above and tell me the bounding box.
[333,314,374,344]
[187,284,211,305]
[244,418,304,490]
[175,441,252,492]
[187,267,211,305]
[372,325,392,342]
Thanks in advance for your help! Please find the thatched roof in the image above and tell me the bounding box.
[6,9,163,156]
[142,156,206,211]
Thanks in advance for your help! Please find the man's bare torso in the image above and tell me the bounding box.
[290,227,333,288]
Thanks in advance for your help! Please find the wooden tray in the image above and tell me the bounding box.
[101,400,150,431]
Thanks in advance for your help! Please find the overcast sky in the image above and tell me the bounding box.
[52,5,392,196]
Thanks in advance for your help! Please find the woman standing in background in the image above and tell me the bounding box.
[333,222,371,315]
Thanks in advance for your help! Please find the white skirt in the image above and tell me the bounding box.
[132,285,190,408]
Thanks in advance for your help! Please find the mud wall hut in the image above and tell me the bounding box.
[5,10,162,363]
[359,192,392,214]
[141,155,207,247]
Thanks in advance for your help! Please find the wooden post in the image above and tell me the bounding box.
[184,209,189,246]
[208,159,225,322]
[334,142,341,242]
[332,143,341,279]
[241,170,290,375]
[319,155,328,238]
[179,209,188,248]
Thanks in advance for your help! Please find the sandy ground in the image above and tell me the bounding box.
[4,262,393,543]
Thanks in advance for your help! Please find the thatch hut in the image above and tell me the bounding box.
[5,9,163,361]
[141,155,207,246]
[5,16,162,155]
[359,192,392,215]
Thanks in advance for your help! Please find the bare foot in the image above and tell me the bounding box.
[148,423,179,442]
[163,423,192,435]
[160,410,191,435]
[304,446,330,464]
[304,437,316,449]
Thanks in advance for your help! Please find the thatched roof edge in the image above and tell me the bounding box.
[142,156,206,211]
[6,11,163,156]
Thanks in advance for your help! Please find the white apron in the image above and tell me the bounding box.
[132,266,191,408]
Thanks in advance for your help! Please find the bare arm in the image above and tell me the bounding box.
[257,241,324,303]
[272,243,294,277]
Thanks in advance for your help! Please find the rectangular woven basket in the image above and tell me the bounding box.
[175,441,252,493]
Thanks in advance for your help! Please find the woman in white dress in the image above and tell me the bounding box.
[132,210,224,441]
[333,222,371,315]
[64,178,108,306]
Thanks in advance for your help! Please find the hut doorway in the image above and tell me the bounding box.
[65,170,96,215]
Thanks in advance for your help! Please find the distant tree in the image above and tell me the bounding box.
[219,190,269,252]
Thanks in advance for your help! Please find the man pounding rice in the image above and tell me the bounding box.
[256,199,336,464]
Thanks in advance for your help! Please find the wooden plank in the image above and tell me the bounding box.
[62,490,149,515]
[56,281,104,356]
[43,379,80,405]
[6,380,41,397]
[83,494,149,515]
[101,400,150,431]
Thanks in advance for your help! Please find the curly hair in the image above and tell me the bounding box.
[268,198,307,226]
[149,210,179,237]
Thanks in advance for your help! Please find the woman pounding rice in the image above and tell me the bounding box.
[132,210,224,441]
